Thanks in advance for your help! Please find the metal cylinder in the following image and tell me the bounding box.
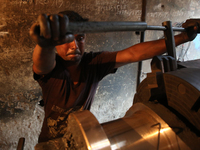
[68,21,185,34]
[67,103,190,150]
[69,21,147,33]
[101,103,190,150]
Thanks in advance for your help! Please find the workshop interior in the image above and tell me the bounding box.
[0,0,200,150]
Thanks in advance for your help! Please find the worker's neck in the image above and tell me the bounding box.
[62,60,81,74]
[64,62,81,85]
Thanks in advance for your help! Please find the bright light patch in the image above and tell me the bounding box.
[193,34,200,50]
[91,139,111,149]
[111,141,126,150]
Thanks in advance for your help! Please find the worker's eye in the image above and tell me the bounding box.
[76,35,85,42]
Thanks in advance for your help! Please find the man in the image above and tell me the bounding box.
[30,11,198,143]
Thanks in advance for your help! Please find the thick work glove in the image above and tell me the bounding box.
[182,19,199,41]
[30,14,74,48]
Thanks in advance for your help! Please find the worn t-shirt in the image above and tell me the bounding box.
[34,51,117,143]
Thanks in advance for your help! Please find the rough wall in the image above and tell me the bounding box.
[0,0,200,149]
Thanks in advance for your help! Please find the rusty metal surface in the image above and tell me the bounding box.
[163,68,200,132]
[164,68,200,91]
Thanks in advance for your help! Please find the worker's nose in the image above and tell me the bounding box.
[70,40,78,50]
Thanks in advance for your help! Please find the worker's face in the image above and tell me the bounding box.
[56,34,86,63]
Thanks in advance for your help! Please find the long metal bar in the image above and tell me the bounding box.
[68,21,185,33]
[162,21,177,68]
[137,0,147,88]
[147,26,185,31]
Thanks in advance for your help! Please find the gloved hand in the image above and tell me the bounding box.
[29,14,74,48]
[182,19,199,41]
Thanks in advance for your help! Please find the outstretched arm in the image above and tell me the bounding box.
[114,20,198,68]
[30,14,74,75]
[32,45,56,75]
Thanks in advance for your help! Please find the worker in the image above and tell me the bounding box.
[30,11,198,143]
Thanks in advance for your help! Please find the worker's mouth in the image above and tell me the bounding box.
[66,53,81,57]
[66,49,82,57]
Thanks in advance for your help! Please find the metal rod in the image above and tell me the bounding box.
[162,21,177,68]
[69,22,147,33]
[68,21,185,33]
[147,26,185,31]
[137,0,147,88]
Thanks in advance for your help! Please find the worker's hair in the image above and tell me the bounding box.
[59,10,88,22]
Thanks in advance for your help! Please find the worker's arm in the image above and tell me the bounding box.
[32,45,56,75]
[30,14,74,75]
[114,20,199,68]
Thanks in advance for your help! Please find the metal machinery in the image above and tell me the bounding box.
[64,21,200,150]
[68,58,200,150]
[34,21,200,150]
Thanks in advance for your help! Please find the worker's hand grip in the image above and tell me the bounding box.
[29,14,74,48]
[182,19,200,33]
